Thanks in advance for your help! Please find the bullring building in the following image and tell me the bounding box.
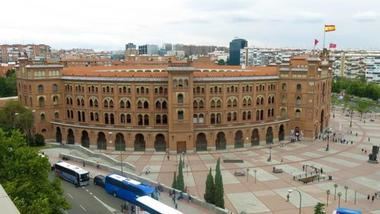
[16,50,332,153]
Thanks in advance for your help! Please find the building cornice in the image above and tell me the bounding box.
[61,75,279,82]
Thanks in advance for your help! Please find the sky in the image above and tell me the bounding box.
[1,0,380,50]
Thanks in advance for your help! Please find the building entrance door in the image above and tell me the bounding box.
[177,141,186,153]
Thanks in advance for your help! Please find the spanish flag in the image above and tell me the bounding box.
[324,25,336,32]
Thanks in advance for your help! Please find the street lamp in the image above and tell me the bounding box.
[267,146,272,162]
[253,169,257,184]
[246,168,249,182]
[344,186,348,202]
[349,110,353,128]
[334,184,338,200]
[287,189,302,214]
[326,190,330,206]
[338,192,342,208]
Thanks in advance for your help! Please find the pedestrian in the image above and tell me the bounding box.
[320,168,323,174]
[368,137,371,142]
[368,194,370,200]
[175,201,178,209]
[188,194,192,202]
[372,195,375,202]
[302,165,305,171]
[167,154,170,161]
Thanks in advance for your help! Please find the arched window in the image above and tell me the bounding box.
[137,100,143,109]
[296,96,301,106]
[177,94,184,104]
[178,110,184,120]
[216,100,221,108]
[156,115,162,124]
[126,100,131,108]
[296,84,302,91]
[38,97,45,107]
[52,84,58,93]
[143,101,149,109]
[53,96,59,105]
[94,99,98,107]
[295,109,301,118]
[54,112,59,119]
[40,113,45,121]
[156,101,162,109]
[120,100,125,108]
[144,114,149,125]
[38,85,44,93]
[233,99,237,107]
[282,83,287,90]
[162,101,167,109]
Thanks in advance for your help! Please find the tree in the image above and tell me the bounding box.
[34,133,45,146]
[176,156,185,192]
[0,129,69,213]
[0,69,17,97]
[314,202,326,214]
[214,158,225,208]
[217,59,225,65]
[0,100,33,134]
[171,171,177,189]
[204,168,215,204]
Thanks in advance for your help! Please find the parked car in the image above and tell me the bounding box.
[94,175,105,187]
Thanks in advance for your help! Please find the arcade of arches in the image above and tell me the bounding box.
[54,124,287,152]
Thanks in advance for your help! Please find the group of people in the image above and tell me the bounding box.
[367,193,378,202]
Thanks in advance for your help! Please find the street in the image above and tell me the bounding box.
[52,173,125,214]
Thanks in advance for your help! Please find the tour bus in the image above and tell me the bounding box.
[104,174,155,203]
[54,161,90,186]
[136,195,183,214]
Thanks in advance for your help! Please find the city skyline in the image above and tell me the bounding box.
[1,0,380,50]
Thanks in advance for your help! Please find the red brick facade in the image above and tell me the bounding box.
[16,51,332,153]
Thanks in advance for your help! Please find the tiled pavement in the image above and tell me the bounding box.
[48,109,380,213]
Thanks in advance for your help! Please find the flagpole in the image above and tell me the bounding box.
[323,26,326,49]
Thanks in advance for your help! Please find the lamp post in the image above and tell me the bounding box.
[326,190,330,206]
[246,168,249,182]
[253,169,257,184]
[287,189,302,214]
[344,186,348,202]
[354,191,357,205]
[267,146,272,162]
[349,110,353,128]
[338,192,342,208]
[334,184,338,200]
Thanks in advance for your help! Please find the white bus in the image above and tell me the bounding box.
[136,196,183,214]
[54,161,89,186]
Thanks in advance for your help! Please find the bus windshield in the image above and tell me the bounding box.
[80,173,89,181]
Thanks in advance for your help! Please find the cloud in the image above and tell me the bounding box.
[291,11,325,23]
[353,11,379,22]
[184,0,254,12]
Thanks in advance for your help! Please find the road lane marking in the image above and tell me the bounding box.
[93,195,117,213]
[67,193,73,199]
[80,204,87,212]
[89,192,93,195]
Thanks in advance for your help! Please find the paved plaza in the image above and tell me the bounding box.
[46,108,380,213]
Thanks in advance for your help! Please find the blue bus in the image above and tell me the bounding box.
[54,161,90,186]
[136,196,183,214]
[104,174,155,203]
